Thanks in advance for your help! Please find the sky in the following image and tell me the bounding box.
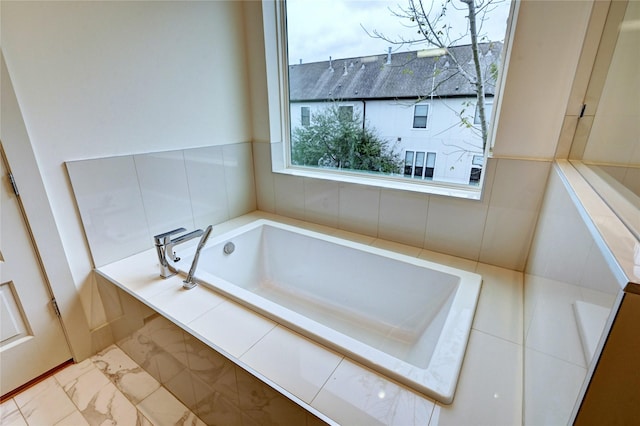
[286,0,513,64]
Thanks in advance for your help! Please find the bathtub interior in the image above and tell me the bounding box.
[177,220,480,401]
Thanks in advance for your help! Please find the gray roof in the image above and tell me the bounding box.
[288,42,502,102]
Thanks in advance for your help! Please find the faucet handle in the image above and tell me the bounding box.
[154,227,187,245]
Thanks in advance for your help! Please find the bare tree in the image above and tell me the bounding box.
[365,0,506,149]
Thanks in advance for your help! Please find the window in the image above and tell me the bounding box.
[404,150,436,179]
[301,106,310,126]
[266,0,514,197]
[338,105,353,122]
[413,105,429,129]
[470,155,483,184]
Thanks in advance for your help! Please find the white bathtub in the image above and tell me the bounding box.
[179,219,481,403]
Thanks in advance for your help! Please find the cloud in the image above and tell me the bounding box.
[286,0,511,64]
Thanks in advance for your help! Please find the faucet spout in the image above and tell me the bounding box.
[183,225,213,290]
[154,227,204,278]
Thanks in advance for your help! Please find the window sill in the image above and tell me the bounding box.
[273,165,483,200]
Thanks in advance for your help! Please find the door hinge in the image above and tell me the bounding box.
[8,172,19,196]
[51,298,61,317]
[579,104,587,118]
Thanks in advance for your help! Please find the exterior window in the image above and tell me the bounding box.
[338,105,353,122]
[414,151,425,178]
[425,152,436,179]
[413,105,429,129]
[470,155,483,184]
[301,106,310,126]
[277,0,514,194]
[404,151,415,176]
[404,150,436,179]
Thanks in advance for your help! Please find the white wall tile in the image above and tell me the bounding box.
[479,207,539,270]
[184,146,229,229]
[473,263,523,344]
[479,159,550,270]
[274,174,305,220]
[425,195,487,261]
[524,348,586,426]
[222,143,256,218]
[338,183,380,237]
[134,150,195,238]
[486,159,550,212]
[377,189,428,248]
[252,142,276,213]
[304,178,339,228]
[526,169,594,283]
[66,156,150,267]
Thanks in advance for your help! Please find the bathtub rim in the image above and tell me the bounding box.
[177,219,482,404]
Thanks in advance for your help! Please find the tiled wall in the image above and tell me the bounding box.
[95,273,327,425]
[523,165,623,425]
[67,143,256,268]
[253,141,550,272]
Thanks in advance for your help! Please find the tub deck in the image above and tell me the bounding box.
[96,212,524,425]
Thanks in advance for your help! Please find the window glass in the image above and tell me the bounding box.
[413,105,429,129]
[301,106,310,127]
[285,0,512,190]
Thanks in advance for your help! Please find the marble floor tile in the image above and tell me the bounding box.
[13,377,77,425]
[92,344,161,404]
[54,410,89,426]
[137,387,206,426]
[0,398,27,426]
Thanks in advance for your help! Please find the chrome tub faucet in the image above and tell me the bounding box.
[154,227,204,278]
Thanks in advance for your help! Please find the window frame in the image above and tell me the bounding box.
[262,0,516,200]
[412,104,430,129]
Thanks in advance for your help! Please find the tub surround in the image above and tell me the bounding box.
[97,211,523,425]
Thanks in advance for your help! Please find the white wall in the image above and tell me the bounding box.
[1,1,252,346]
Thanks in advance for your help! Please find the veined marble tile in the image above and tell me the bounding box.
[235,367,308,425]
[137,387,205,426]
[77,381,140,425]
[193,387,243,426]
[62,367,110,411]
[92,344,161,404]
[54,358,95,387]
[54,410,89,426]
[117,331,162,382]
[0,399,27,426]
[13,377,77,425]
[184,333,239,402]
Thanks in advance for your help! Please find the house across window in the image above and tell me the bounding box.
[413,104,429,129]
[301,106,310,126]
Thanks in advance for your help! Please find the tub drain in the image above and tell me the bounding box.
[223,242,235,255]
